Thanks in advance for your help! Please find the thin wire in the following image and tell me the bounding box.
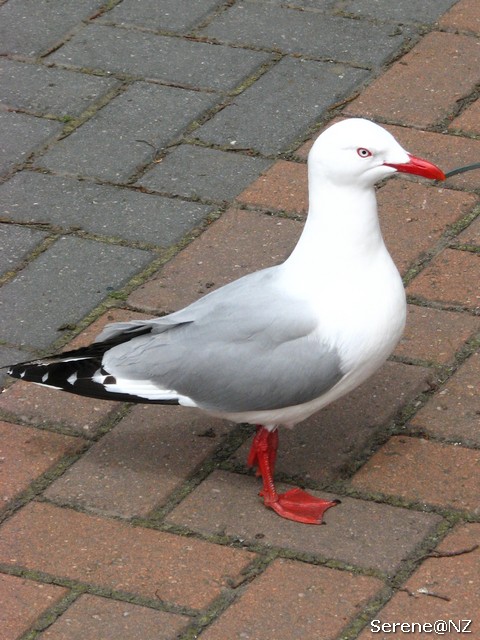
[445,162,480,178]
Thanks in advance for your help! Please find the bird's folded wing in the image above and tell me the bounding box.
[101,268,344,412]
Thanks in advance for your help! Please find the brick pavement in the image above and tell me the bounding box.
[0,0,479,638]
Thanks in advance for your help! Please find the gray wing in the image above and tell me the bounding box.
[101,267,343,412]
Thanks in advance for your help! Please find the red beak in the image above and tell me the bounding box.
[384,153,445,181]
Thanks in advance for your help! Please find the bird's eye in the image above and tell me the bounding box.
[357,148,372,158]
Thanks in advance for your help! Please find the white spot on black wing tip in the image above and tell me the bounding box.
[67,372,78,386]
[42,373,49,383]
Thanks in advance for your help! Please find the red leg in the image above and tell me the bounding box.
[246,425,261,470]
[267,428,279,476]
[247,425,278,477]
[247,426,339,525]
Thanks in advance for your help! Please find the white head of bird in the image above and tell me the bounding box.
[308,118,445,190]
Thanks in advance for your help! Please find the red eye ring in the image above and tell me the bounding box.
[357,148,372,158]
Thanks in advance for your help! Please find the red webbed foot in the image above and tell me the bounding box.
[265,488,340,525]
[248,425,339,525]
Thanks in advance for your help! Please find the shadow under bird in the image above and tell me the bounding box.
[6,118,446,524]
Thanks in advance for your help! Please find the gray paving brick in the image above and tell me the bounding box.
[0,59,117,118]
[167,470,442,574]
[0,224,48,277]
[0,172,213,246]
[268,0,336,7]
[99,0,225,32]
[0,0,106,56]
[36,82,219,182]
[194,57,368,155]
[138,145,272,201]
[337,0,458,24]
[48,24,271,92]
[0,111,62,177]
[201,1,414,67]
[0,236,153,349]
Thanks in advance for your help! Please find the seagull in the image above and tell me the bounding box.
[6,118,445,524]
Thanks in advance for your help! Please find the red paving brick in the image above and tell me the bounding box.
[351,436,480,514]
[377,180,476,275]
[0,502,254,610]
[39,594,189,640]
[439,0,480,34]
[409,351,480,445]
[344,32,480,128]
[0,420,83,507]
[44,405,232,518]
[457,213,480,246]
[233,361,431,482]
[236,160,308,214]
[167,470,442,575]
[201,558,382,640]
[395,305,480,365]
[449,97,480,136]
[0,573,68,640]
[0,380,120,437]
[407,248,480,311]
[128,207,301,313]
[358,523,480,639]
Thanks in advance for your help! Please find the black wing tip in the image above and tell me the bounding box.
[5,359,182,406]
[6,362,32,381]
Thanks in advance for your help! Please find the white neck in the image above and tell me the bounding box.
[285,175,384,275]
